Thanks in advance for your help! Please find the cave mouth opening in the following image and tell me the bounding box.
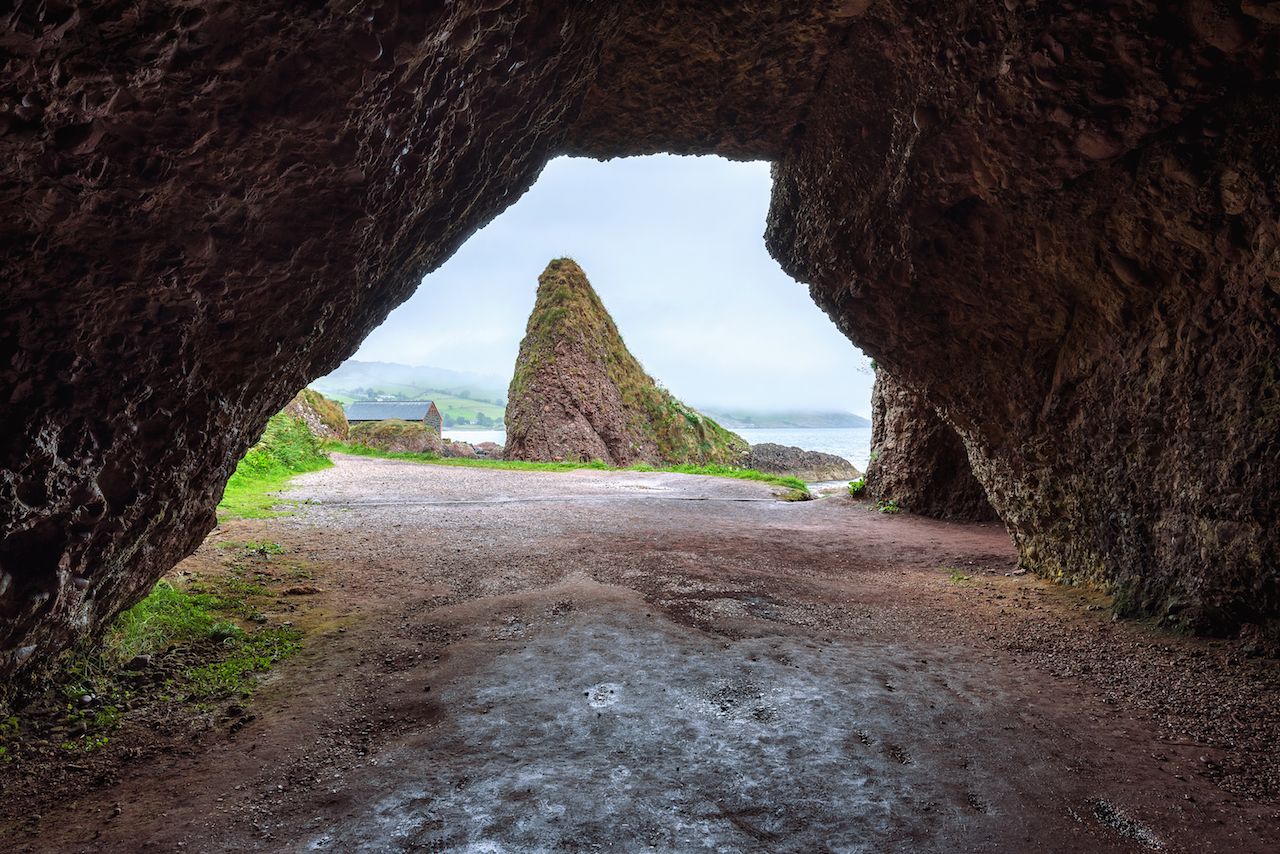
[315,152,877,470]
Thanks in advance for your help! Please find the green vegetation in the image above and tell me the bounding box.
[848,477,867,496]
[105,580,242,661]
[312,359,508,408]
[508,258,748,466]
[290,388,349,438]
[1,574,303,759]
[217,413,332,519]
[429,394,505,426]
[875,498,901,514]
[945,566,972,584]
[218,540,286,556]
[350,418,437,452]
[183,627,302,699]
[323,440,808,493]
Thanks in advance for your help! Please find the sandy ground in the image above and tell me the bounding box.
[5,454,1278,852]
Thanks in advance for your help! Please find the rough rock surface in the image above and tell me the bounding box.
[473,441,503,459]
[441,440,477,459]
[865,372,997,522]
[282,390,348,442]
[350,421,442,456]
[748,443,861,483]
[766,6,1280,631]
[1,2,1278,678]
[504,260,748,467]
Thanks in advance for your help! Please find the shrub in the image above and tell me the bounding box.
[218,413,331,519]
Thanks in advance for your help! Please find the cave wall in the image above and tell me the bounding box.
[2,1,1278,681]
[0,0,856,682]
[0,0,627,678]
[865,370,996,522]
[767,1,1279,630]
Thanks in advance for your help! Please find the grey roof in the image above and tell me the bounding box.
[345,400,437,421]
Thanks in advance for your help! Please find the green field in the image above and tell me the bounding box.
[309,385,506,426]
[430,394,506,423]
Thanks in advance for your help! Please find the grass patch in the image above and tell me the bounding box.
[217,413,331,520]
[105,580,242,662]
[945,566,972,584]
[2,574,304,760]
[322,440,809,493]
[183,626,302,699]
[217,540,286,556]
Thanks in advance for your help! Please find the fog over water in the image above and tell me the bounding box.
[355,155,875,418]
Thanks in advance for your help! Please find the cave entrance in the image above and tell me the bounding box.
[318,153,876,470]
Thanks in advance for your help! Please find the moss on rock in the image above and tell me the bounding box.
[350,419,443,455]
[283,389,349,441]
[505,259,747,467]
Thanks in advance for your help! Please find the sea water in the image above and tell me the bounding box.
[445,427,873,471]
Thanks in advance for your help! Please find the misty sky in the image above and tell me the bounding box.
[353,154,874,416]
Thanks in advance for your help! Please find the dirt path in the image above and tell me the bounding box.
[6,454,1278,852]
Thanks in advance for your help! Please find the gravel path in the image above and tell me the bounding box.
[8,454,1278,852]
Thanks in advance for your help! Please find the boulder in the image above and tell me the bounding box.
[441,440,477,459]
[747,444,861,483]
[474,442,503,459]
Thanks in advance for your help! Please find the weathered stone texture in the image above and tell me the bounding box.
[865,372,995,522]
[748,444,861,484]
[2,1,1278,681]
[767,2,1280,631]
[504,259,748,467]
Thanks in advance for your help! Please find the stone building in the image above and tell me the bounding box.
[344,401,442,434]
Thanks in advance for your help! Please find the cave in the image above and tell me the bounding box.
[2,1,1278,687]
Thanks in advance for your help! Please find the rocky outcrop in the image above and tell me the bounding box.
[504,260,748,467]
[473,442,503,459]
[282,390,348,442]
[350,420,443,456]
[767,9,1280,632]
[748,444,861,483]
[2,3,1277,680]
[441,440,477,459]
[864,372,996,523]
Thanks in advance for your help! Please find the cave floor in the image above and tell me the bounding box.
[6,454,1278,852]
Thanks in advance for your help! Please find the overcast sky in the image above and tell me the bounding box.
[353,154,874,417]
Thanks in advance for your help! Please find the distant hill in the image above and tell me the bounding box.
[312,359,508,403]
[310,359,508,428]
[699,409,870,429]
[313,360,871,432]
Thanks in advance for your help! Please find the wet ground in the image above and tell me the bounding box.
[5,454,1278,852]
